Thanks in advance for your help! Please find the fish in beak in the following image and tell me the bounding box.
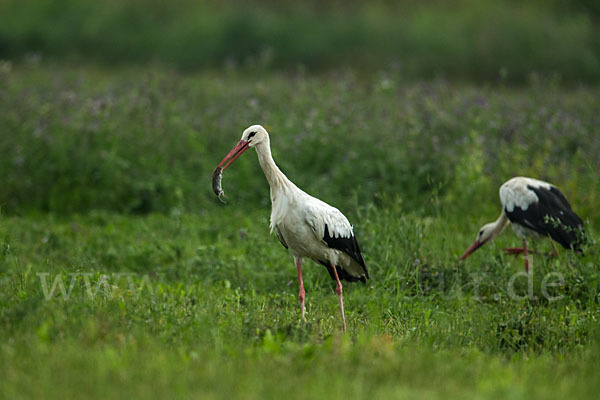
[212,140,250,202]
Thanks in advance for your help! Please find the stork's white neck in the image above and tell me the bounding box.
[489,210,510,240]
[255,141,297,196]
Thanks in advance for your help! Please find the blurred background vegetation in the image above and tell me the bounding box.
[1,68,599,221]
[0,0,599,83]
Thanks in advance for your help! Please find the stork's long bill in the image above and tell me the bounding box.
[216,139,250,172]
[459,240,485,260]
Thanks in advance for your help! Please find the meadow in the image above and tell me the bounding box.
[1,63,599,399]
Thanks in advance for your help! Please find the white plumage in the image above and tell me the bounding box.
[214,125,368,331]
[500,177,551,213]
[461,176,584,272]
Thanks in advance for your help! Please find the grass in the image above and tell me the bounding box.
[1,211,599,399]
[0,64,599,398]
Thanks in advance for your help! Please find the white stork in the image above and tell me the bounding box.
[460,176,584,272]
[213,125,369,332]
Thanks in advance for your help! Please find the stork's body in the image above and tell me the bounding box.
[214,125,368,331]
[461,177,584,272]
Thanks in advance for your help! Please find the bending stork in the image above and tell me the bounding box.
[214,125,369,332]
[460,177,584,272]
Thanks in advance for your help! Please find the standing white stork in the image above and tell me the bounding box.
[460,176,584,272]
[213,125,369,332]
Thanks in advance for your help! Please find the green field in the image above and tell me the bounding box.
[1,64,599,399]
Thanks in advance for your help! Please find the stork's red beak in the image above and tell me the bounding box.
[215,140,250,172]
[460,240,484,260]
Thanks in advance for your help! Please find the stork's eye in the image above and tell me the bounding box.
[479,230,484,236]
[248,131,257,139]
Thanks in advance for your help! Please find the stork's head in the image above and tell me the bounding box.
[215,125,269,172]
[459,222,498,260]
[241,124,269,148]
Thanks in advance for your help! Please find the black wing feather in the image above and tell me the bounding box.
[317,224,369,283]
[316,259,367,283]
[275,226,288,249]
[505,185,584,250]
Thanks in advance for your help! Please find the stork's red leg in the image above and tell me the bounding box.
[295,257,306,321]
[329,263,346,332]
[504,247,540,256]
[523,239,530,273]
[503,247,525,256]
[550,241,559,257]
